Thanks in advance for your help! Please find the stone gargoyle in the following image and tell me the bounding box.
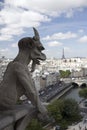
[0,28,49,123]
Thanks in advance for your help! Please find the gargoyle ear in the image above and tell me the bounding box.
[33,27,40,40]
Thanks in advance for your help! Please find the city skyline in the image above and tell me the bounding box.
[0,0,87,58]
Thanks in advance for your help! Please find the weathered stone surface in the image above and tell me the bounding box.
[3,125,14,130]
[0,28,48,130]
[0,104,37,130]
[0,115,13,130]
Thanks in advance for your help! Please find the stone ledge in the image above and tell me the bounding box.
[0,104,37,130]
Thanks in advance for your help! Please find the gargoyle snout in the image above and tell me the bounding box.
[39,46,45,51]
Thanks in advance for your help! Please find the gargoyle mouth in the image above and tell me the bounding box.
[35,59,40,65]
[37,52,46,61]
[35,53,46,65]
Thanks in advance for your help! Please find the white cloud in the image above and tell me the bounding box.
[5,0,87,16]
[43,32,78,41]
[78,35,87,43]
[11,43,17,48]
[78,29,84,33]
[47,41,63,47]
[0,0,87,41]
[0,3,50,41]
[0,26,25,41]
[1,26,24,36]
[0,4,50,26]
[0,34,13,41]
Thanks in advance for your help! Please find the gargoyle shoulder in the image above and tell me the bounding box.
[12,62,26,73]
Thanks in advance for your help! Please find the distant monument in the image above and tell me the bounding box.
[62,48,65,59]
[0,28,49,129]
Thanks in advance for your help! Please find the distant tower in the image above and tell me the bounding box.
[62,48,65,59]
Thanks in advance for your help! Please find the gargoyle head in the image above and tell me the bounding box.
[18,28,46,72]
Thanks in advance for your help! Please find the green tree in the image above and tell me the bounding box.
[79,88,87,99]
[47,99,81,130]
[66,70,71,77]
[63,99,81,122]
[47,99,64,122]
[59,70,71,78]
[26,119,46,130]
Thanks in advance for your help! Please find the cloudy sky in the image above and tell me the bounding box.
[0,0,87,58]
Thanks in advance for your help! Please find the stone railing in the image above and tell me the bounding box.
[0,104,37,130]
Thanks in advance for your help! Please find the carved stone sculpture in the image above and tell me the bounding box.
[0,28,49,129]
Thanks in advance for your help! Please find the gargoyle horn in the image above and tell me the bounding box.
[33,27,40,40]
